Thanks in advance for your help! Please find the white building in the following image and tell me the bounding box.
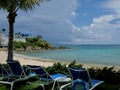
[14,38,26,42]
[0,31,8,47]
[0,30,27,48]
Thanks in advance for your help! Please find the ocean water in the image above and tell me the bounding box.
[19,45,120,66]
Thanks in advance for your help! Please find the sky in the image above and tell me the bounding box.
[0,0,120,44]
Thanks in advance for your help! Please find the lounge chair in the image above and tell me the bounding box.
[60,79,89,90]
[0,60,39,90]
[0,63,16,90]
[7,60,27,78]
[27,65,71,90]
[60,67,103,90]
[0,63,9,77]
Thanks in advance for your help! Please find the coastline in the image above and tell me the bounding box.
[0,50,120,71]
[0,50,54,67]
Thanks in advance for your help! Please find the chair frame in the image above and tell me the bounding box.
[0,63,15,90]
[60,67,104,90]
[69,67,92,87]
[0,63,9,77]
[27,65,71,90]
[60,80,89,90]
[0,60,42,90]
[7,60,26,78]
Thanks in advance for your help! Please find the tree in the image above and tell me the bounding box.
[0,0,49,61]
[36,35,42,40]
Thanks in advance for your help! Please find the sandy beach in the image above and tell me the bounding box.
[0,50,120,71]
[0,50,54,67]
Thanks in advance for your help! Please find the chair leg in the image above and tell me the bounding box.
[10,83,14,90]
[40,84,45,90]
[57,81,60,90]
[52,80,57,90]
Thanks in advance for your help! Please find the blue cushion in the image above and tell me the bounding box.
[71,79,88,90]
[50,73,66,80]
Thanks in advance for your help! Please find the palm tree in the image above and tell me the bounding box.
[0,0,48,61]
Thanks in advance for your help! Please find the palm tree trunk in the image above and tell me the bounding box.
[7,13,16,61]
[7,22,14,60]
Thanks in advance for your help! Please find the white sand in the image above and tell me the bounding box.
[0,50,54,67]
[0,50,120,71]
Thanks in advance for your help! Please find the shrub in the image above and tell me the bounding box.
[88,67,120,84]
[68,60,82,68]
[14,35,54,50]
[45,62,68,74]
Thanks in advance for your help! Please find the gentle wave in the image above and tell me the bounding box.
[18,45,120,66]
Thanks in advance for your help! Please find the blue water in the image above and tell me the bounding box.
[19,45,120,66]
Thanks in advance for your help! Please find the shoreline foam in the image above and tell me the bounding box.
[0,50,120,70]
[0,50,54,67]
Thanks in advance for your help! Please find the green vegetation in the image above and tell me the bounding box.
[88,66,120,84]
[0,0,49,60]
[46,61,120,90]
[14,35,55,51]
[0,61,120,90]
[46,62,68,74]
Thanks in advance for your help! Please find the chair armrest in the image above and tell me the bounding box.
[60,82,71,90]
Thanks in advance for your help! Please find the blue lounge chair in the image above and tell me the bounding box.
[60,79,89,90]
[27,65,71,90]
[0,63,16,90]
[60,67,103,90]
[7,60,27,78]
[0,63,9,77]
[0,60,38,90]
[70,67,103,89]
[68,67,92,88]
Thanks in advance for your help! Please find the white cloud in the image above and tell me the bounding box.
[71,12,79,17]
[68,0,120,44]
[1,0,120,44]
[67,21,81,32]
[93,15,114,23]
[0,0,78,44]
[70,13,120,44]
[102,0,120,16]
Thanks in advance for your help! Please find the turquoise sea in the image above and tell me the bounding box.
[19,45,120,66]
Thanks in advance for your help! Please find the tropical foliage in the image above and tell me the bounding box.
[0,61,120,90]
[0,0,49,60]
[14,35,55,51]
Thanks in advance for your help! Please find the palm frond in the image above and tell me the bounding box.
[19,0,44,11]
[0,0,49,12]
[0,0,8,10]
